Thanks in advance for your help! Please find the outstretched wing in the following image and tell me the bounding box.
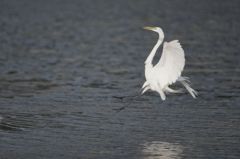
[155,40,185,85]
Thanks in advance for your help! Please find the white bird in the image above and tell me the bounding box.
[141,26,197,100]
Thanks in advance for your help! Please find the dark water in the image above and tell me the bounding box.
[0,0,240,158]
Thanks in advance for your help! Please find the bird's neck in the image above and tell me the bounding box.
[145,36,163,66]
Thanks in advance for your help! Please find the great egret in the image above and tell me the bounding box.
[141,26,197,100]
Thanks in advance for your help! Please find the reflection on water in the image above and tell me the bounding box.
[142,141,183,159]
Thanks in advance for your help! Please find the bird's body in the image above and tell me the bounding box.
[142,26,197,100]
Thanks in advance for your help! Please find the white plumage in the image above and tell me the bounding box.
[142,26,197,100]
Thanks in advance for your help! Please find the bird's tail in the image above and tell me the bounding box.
[177,77,198,98]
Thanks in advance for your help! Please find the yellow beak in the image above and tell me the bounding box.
[143,26,157,31]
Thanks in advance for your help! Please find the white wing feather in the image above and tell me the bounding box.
[155,40,185,85]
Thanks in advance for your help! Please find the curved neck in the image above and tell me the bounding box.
[145,35,163,66]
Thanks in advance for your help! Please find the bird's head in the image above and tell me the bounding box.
[143,26,162,32]
[143,26,164,38]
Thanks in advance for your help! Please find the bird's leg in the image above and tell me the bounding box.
[165,86,184,93]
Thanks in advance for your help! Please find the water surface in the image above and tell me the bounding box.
[0,0,239,158]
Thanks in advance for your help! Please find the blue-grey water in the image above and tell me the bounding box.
[0,0,240,158]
